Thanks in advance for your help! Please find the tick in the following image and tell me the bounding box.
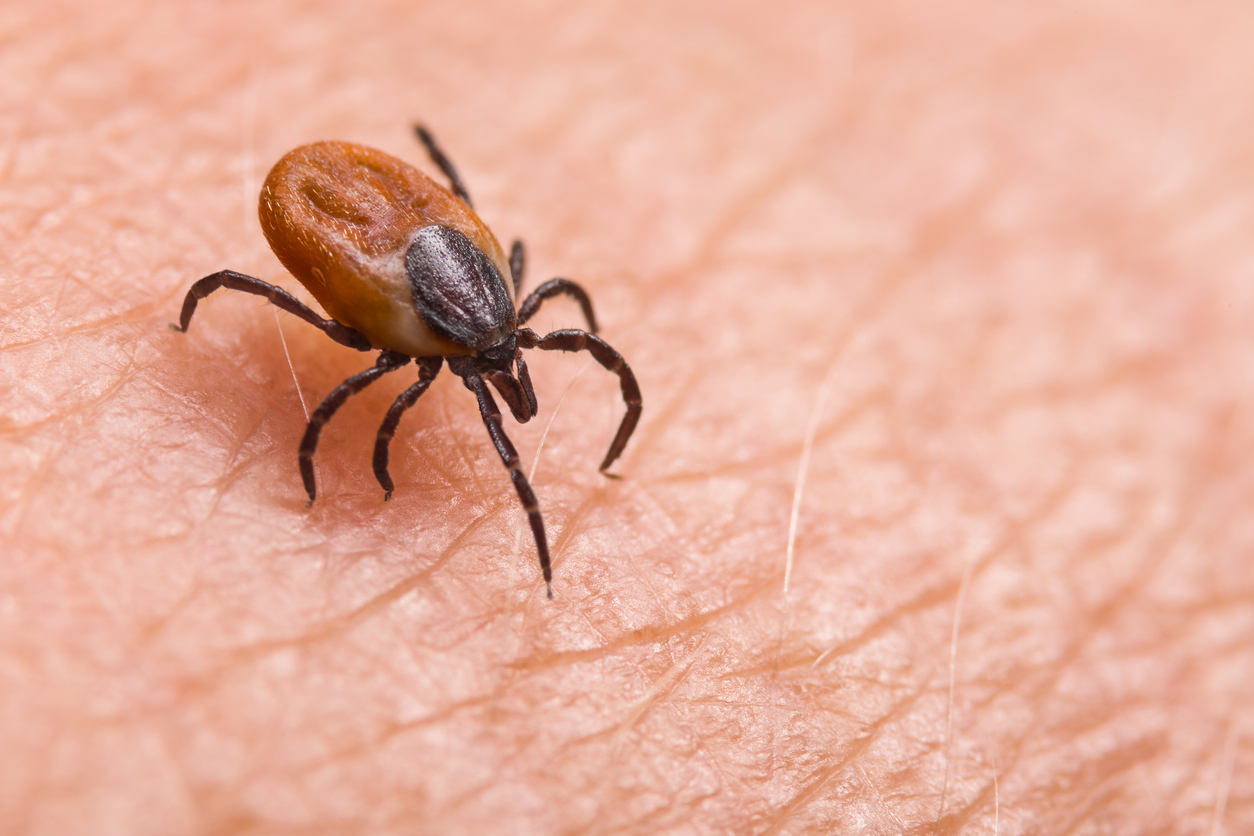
[174,126,642,598]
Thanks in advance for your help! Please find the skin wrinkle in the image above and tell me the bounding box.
[540,491,608,573]
[859,761,911,833]
[777,479,1083,816]
[1038,424,1221,698]
[1213,720,1241,835]
[145,516,498,698]
[673,123,841,285]
[436,376,492,501]
[524,585,771,672]
[937,777,1000,836]
[1054,744,1167,836]
[1161,738,1233,834]
[384,397,463,496]
[761,675,938,835]
[593,642,710,833]
[983,706,1150,822]
[635,32,858,287]
[928,495,1142,776]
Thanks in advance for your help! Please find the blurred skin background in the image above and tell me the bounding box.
[2,1,1252,833]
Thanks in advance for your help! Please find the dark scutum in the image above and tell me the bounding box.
[405,226,514,350]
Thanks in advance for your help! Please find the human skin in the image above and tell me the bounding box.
[2,1,1252,834]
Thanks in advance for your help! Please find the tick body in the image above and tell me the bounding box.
[175,127,642,598]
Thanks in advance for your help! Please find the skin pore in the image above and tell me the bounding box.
[2,1,1252,833]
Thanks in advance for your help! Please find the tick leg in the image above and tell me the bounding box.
[515,352,539,418]
[510,240,525,296]
[517,328,641,474]
[517,279,600,334]
[173,270,372,352]
[483,368,535,423]
[414,124,473,208]
[373,356,443,500]
[300,351,411,505]
[451,359,553,598]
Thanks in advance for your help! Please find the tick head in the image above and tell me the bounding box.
[478,332,518,373]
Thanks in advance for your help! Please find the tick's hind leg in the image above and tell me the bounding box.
[414,125,473,208]
[449,356,554,598]
[300,350,411,505]
[373,356,443,500]
[516,328,641,474]
[173,270,371,352]
[517,279,599,333]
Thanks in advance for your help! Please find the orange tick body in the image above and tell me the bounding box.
[261,141,513,358]
[175,126,642,597]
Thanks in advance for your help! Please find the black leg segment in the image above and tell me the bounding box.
[414,124,473,208]
[373,356,443,500]
[173,270,372,352]
[517,279,600,334]
[510,240,525,297]
[449,356,553,598]
[517,328,641,474]
[299,350,411,504]
[484,368,535,423]
[515,353,539,419]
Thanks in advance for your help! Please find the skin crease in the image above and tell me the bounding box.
[1,0,1252,833]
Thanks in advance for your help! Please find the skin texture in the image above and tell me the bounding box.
[1,1,1252,834]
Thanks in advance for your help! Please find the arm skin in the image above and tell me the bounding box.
[1,2,1252,834]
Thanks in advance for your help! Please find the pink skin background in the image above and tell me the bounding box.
[2,1,1253,833]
